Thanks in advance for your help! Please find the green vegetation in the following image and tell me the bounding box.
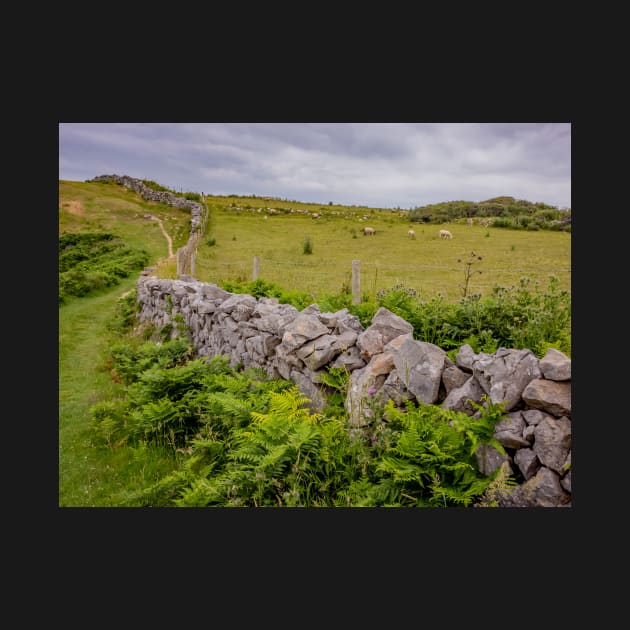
[302,235,314,255]
[224,275,570,358]
[90,322,511,507]
[59,232,149,303]
[139,179,172,192]
[59,178,570,506]
[59,180,192,260]
[59,180,196,505]
[59,280,182,506]
[190,197,570,303]
[408,196,571,232]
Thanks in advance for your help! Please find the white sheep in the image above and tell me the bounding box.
[363,226,376,236]
[439,229,453,239]
[407,229,416,238]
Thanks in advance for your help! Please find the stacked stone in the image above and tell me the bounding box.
[137,277,367,411]
[91,174,204,231]
[345,315,571,507]
[136,277,572,507]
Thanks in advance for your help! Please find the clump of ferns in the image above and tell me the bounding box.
[346,396,508,507]
[173,387,329,507]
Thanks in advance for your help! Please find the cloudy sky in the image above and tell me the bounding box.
[59,122,571,210]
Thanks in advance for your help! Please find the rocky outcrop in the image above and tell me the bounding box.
[135,274,572,508]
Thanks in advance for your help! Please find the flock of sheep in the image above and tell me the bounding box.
[363,226,453,239]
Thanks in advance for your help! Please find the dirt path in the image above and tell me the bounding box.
[148,215,175,258]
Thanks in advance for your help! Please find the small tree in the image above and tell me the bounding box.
[303,236,313,255]
[458,251,483,298]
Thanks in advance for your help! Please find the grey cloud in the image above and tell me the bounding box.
[59,122,571,209]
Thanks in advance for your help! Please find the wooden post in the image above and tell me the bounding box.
[177,247,183,277]
[253,255,260,281]
[352,259,360,304]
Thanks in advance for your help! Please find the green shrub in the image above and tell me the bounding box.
[58,232,149,302]
[106,290,140,335]
[302,236,313,255]
[221,277,313,310]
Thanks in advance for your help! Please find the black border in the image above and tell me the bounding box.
[51,87,586,591]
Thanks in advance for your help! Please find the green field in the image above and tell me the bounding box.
[58,180,571,506]
[60,180,570,304]
[191,201,571,303]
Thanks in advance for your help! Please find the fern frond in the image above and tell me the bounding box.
[368,478,403,506]
[251,387,321,424]
[174,478,217,507]
[258,443,293,476]
[206,391,254,420]
[377,455,424,483]
[118,469,192,507]
[230,450,261,466]
[317,366,350,393]
[287,422,322,455]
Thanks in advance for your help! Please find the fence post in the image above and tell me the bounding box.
[352,259,360,304]
[253,256,259,281]
[177,247,183,277]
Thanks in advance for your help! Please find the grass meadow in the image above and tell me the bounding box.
[59,181,571,506]
[160,199,571,303]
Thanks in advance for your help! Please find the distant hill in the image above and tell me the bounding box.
[74,175,571,232]
[409,196,571,231]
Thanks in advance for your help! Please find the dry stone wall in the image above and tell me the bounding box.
[94,174,572,507]
[90,174,205,232]
[135,275,572,507]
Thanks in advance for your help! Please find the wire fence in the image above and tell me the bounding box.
[241,258,572,275]
[197,255,571,302]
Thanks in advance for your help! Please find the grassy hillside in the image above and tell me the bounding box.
[59,180,192,262]
[60,180,570,304]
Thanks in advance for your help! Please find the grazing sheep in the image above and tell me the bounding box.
[363,226,376,236]
[439,229,453,239]
[408,229,416,238]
